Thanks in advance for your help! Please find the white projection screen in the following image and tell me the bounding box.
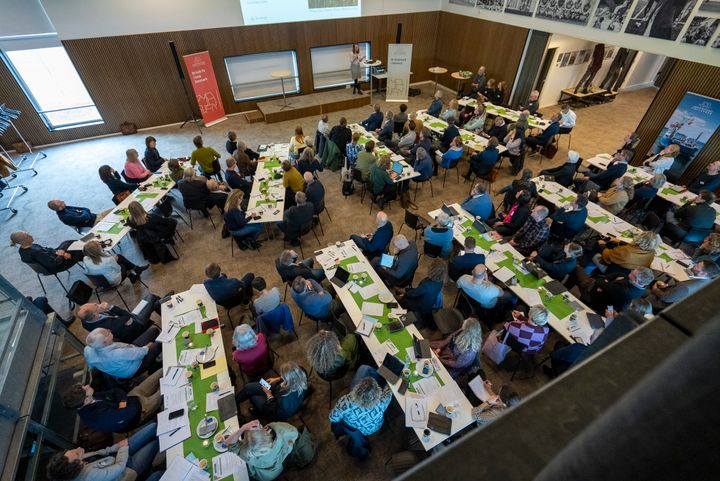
[240,0,361,25]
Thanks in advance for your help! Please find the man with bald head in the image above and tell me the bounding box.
[84,327,161,379]
[457,264,504,309]
[350,211,394,260]
[48,199,109,230]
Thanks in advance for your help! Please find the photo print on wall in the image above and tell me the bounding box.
[592,0,634,31]
[505,0,538,15]
[449,0,478,5]
[536,0,597,25]
[477,0,506,11]
[698,0,720,12]
[625,0,699,41]
[681,16,720,45]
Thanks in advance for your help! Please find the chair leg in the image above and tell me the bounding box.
[325,207,332,222]
[175,230,184,242]
[207,214,216,230]
[298,311,304,326]
[429,180,434,197]
[95,289,102,304]
[54,274,69,294]
[36,274,47,296]
[115,289,130,309]
[317,217,325,236]
[173,208,190,227]
[311,227,321,246]
[283,283,289,301]
[230,237,234,257]
[442,169,448,188]
[188,210,193,230]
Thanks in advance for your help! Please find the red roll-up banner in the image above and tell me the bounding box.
[182,51,227,127]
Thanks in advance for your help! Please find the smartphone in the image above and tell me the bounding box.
[398,379,409,395]
[168,408,184,420]
[387,302,399,308]
[202,360,216,369]
[259,378,272,390]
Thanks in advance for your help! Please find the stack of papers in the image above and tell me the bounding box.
[493,266,516,284]
[157,407,191,452]
[212,452,249,481]
[164,385,194,410]
[160,456,210,481]
[206,388,234,412]
[413,376,441,396]
[361,302,384,316]
[160,367,188,394]
[157,324,181,343]
[468,376,491,402]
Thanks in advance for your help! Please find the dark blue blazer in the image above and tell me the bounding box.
[441,125,460,150]
[361,111,384,131]
[57,206,96,228]
[449,252,486,281]
[204,274,244,304]
[590,162,627,190]
[688,173,720,194]
[367,222,394,257]
[400,278,443,313]
[534,243,577,281]
[551,206,587,238]
[77,389,141,433]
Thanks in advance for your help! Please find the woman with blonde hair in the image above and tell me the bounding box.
[306,330,358,377]
[289,126,306,157]
[597,176,634,215]
[440,98,459,122]
[592,230,660,275]
[83,239,147,285]
[224,189,263,247]
[227,419,298,481]
[431,317,483,377]
[232,324,269,377]
[123,148,151,183]
[126,201,178,263]
[235,362,308,421]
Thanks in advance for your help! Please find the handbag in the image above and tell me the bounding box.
[481,329,512,366]
[541,141,558,159]
[67,280,93,306]
[221,222,230,239]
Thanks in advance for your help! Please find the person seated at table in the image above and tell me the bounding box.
[396,260,446,318]
[292,275,344,321]
[350,211,394,260]
[143,136,165,172]
[591,231,659,275]
[329,116,353,155]
[691,233,720,263]
[191,135,223,181]
[276,249,325,282]
[597,176,634,215]
[687,160,720,194]
[431,317,483,377]
[123,148,151,183]
[83,239,148,286]
[297,147,323,176]
[471,377,521,426]
[464,104,487,133]
[574,149,630,192]
[369,155,397,209]
[389,120,417,153]
[615,131,640,157]
[483,116,507,141]
[464,65,487,97]
[76,299,160,344]
[126,201,178,264]
[458,264,504,310]
[574,266,654,312]
[232,324,270,378]
[281,160,304,196]
[663,190,717,244]
[84,327,160,380]
[558,103,576,133]
[178,167,227,215]
[371,234,419,287]
[394,103,409,130]
[625,173,666,213]
[539,150,581,187]
[648,260,719,311]
[203,262,255,308]
[510,205,551,256]
[406,128,432,161]
[440,99,459,122]
[167,158,184,182]
[225,157,252,196]
[235,362,308,421]
[481,78,497,103]
[427,90,443,117]
[304,172,325,216]
[377,111,395,143]
[449,237,485,282]
[465,137,500,178]
[226,419,298,481]
[490,189,532,237]
[550,194,588,240]
[461,182,493,220]
[46,421,161,481]
[10,231,80,274]
[412,147,434,182]
[493,81,508,106]
[226,130,238,155]
[503,126,526,175]
[435,136,464,172]
[529,241,583,282]
[289,126,307,158]
[241,140,261,161]
[440,116,460,150]
[643,144,679,175]
[458,104,475,126]
[306,329,358,377]
[47,199,104,229]
[499,169,537,210]
[505,305,550,353]
[61,369,161,433]
[316,113,330,153]
[526,113,561,151]
[360,103,384,131]
[233,141,257,177]
[251,276,282,317]
[424,212,454,257]
[98,165,139,200]
[355,140,376,181]
[517,89,540,115]
[224,190,263,248]
[278,191,314,245]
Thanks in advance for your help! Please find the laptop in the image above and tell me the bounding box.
[377,353,405,385]
[329,266,350,288]
[472,219,492,234]
[441,203,459,217]
[427,412,452,435]
[392,162,404,175]
[380,253,396,268]
[544,280,567,296]
[586,313,605,330]
[413,334,431,359]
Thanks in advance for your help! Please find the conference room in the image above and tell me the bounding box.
[1,0,719,480]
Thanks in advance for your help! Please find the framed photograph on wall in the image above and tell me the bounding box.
[560,52,571,67]
[476,0,505,11]
[714,35,720,47]
[681,17,720,45]
[591,0,633,31]
[505,0,538,16]
[625,0,699,40]
[450,0,478,5]
[699,0,720,12]
[535,0,597,25]
[568,51,578,64]
[556,52,564,66]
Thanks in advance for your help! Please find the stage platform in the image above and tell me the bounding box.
[257,88,371,123]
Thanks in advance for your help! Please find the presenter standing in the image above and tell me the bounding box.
[350,44,366,95]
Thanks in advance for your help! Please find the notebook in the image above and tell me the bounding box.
[472,219,492,234]
[544,280,567,296]
[427,412,452,435]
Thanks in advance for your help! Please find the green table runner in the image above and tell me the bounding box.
[619,229,635,239]
[587,214,609,224]
[358,137,371,145]
[113,208,130,220]
[98,222,125,235]
[264,159,282,169]
[135,193,160,201]
[661,187,681,196]
[459,218,498,251]
[658,253,674,262]
[151,177,172,189]
[429,122,447,129]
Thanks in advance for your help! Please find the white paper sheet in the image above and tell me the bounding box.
[178,348,205,366]
[160,367,187,389]
[384,340,399,355]
[468,376,491,402]
[519,288,543,307]
[212,452,249,481]
[437,383,463,408]
[356,317,376,336]
[163,385,194,410]
[131,299,149,315]
[157,407,189,435]
[406,347,417,363]
[157,324,181,343]
[358,284,380,300]
[161,455,210,481]
[158,424,191,452]
[493,266,516,284]
[206,389,234,412]
[361,302,384,316]
[348,283,361,294]
[176,309,203,327]
[346,263,363,273]
[486,251,507,269]
[413,376,441,396]
[405,395,429,428]
[94,221,117,232]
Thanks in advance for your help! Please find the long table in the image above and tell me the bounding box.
[348,123,421,183]
[457,98,550,131]
[415,111,507,155]
[533,177,691,282]
[314,240,474,450]
[245,143,290,224]
[160,284,247,480]
[428,204,598,345]
[584,153,720,226]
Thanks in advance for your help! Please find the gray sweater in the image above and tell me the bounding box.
[75,445,135,481]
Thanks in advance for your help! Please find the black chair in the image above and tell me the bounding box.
[315,362,350,409]
[351,169,367,203]
[558,126,573,150]
[26,262,70,296]
[398,210,427,243]
[641,211,663,233]
[313,204,332,236]
[183,199,216,230]
[368,189,394,215]
[283,221,321,259]
[298,309,335,333]
[413,176,434,201]
[121,170,142,184]
[85,273,142,309]
[393,121,405,135]
[432,308,464,336]
[421,241,444,260]
[394,265,417,289]
[507,335,540,381]
[274,258,294,301]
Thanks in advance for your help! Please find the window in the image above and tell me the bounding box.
[2,46,103,130]
[224,51,299,102]
[311,42,371,90]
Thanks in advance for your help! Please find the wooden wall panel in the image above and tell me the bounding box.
[0,12,440,148]
[632,60,720,184]
[434,12,529,97]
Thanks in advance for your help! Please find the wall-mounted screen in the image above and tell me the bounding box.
[311,42,370,90]
[224,50,299,102]
[240,0,361,26]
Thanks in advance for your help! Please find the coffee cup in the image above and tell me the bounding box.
[210,381,219,391]
[402,368,411,378]
[445,405,456,418]
[198,459,208,470]
[214,434,224,443]
[196,299,204,307]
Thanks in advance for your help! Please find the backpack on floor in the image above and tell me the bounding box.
[286,426,317,469]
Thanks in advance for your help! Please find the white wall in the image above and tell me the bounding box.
[442,0,720,68]
[622,51,665,90]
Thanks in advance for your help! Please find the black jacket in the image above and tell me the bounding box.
[305,182,325,214]
[282,203,315,240]
[104,172,137,196]
[143,147,165,172]
[588,273,646,312]
[77,389,141,433]
[81,306,147,343]
[329,125,352,154]
[534,243,577,281]
[179,179,212,209]
[541,162,578,187]
[551,206,588,239]
[590,162,627,190]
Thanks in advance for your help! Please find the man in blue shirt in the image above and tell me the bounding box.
[290,276,340,320]
[360,103,384,131]
[84,328,161,379]
[350,211,394,260]
[424,212,454,257]
[203,262,254,308]
[461,183,494,220]
[550,194,588,240]
[449,237,486,281]
[48,199,104,229]
[427,91,443,117]
[526,113,561,152]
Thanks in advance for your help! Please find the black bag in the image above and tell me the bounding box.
[342,180,355,196]
[221,222,230,239]
[67,280,93,306]
[541,141,559,159]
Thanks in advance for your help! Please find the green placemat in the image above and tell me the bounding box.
[661,187,681,196]
[264,159,282,169]
[358,137,371,145]
[587,214,609,224]
[429,122,447,129]
[135,193,160,201]
[256,199,278,206]
[658,253,674,262]
[619,229,635,238]
[496,252,545,290]
[113,208,129,220]
[459,218,498,251]
[151,177,171,188]
[557,193,576,203]
[460,134,474,142]
[98,222,125,234]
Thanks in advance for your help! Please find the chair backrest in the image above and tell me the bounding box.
[256,303,293,335]
[352,168,364,183]
[393,121,405,135]
[423,241,443,258]
[481,166,501,183]
[642,211,663,232]
[317,361,349,382]
[26,262,52,276]
[403,209,419,229]
[86,273,114,289]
